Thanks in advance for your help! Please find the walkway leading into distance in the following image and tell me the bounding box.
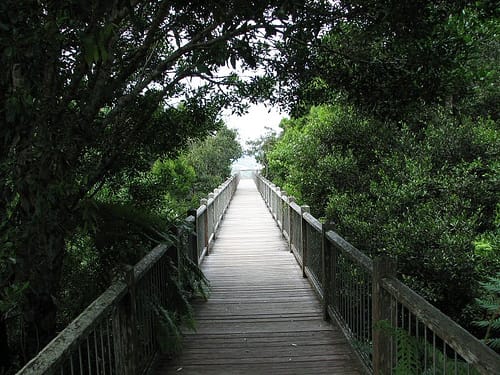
[154,178,362,375]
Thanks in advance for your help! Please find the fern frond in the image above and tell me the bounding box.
[475,298,500,313]
[486,338,500,350]
[156,305,183,354]
[473,320,491,328]
[474,273,500,352]
[491,318,500,330]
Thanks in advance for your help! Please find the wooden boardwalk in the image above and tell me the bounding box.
[154,178,362,374]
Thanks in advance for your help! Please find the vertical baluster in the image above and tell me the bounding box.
[395,302,399,369]
[87,337,92,375]
[79,345,83,375]
[367,274,371,342]
[94,329,99,374]
[349,263,354,334]
[372,257,396,375]
[443,342,447,375]
[288,197,295,251]
[357,271,362,341]
[70,353,75,375]
[364,275,368,342]
[408,307,411,337]
[99,323,106,375]
[347,261,351,330]
[322,222,335,321]
[424,327,428,373]
[106,319,113,375]
[433,331,437,374]
[147,273,153,357]
[342,257,346,321]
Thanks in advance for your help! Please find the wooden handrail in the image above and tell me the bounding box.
[254,171,499,375]
[382,277,500,375]
[16,174,240,375]
[17,282,128,374]
[325,229,373,273]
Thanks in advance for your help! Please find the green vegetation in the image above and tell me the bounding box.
[474,274,500,350]
[1,0,498,372]
[249,0,499,346]
[0,0,286,371]
[264,105,499,326]
[376,320,476,374]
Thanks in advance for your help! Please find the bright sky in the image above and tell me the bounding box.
[223,103,284,150]
[182,66,286,152]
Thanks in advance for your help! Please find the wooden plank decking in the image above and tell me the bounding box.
[154,178,362,374]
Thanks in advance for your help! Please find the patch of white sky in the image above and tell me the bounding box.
[217,65,286,170]
[178,63,287,169]
[179,63,287,150]
[223,103,284,149]
[158,20,293,167]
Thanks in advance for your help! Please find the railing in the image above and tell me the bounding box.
[193,174,239,263]
[254,172,500,375]
[231,168,262,179]
[16,174,239,375]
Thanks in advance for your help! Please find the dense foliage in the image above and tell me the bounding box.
[0,0,279,370]
[1,0,498,371]
[272,0,499,120]
[252,0,499,344]
[474,273,500,350]
[57,123,241,352]
[266,105,499,325]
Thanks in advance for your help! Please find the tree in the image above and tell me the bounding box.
[265,103,499,326]
[186,126,242,199]
[271,0,496,120]
[246,126,278,176]
[0,0,324,362]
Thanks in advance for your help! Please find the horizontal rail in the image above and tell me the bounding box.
[253,172,499,375]
[382,277,500,375]
[303,212,322,232]
[134,244,169,281]
[17,174,240,375]
[17,282,127,374]
[194,174,239,264]
[325,230,373,273]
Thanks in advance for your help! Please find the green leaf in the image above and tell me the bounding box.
[197,64,212,76]
[82,34,98,65]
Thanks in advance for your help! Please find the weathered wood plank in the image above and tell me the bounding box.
[153,178,362,374]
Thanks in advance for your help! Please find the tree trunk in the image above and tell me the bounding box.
[15,201,67,361]
[0,317,11,372]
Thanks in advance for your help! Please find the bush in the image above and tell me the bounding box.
[267,104,499,326]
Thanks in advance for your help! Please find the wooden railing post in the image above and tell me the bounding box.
[266,181,269,204]
[288,197,295,252]
[322,222,335,321]
[213,189,220,237]
[301,205,310,278]
[187,209,198,263]
[263,178,267,203]
[372,257,396,375]
[270,184,276,215]
[280,192,287,235]
[276,187,281,224]
[112,267,138,375]
[270,183,274,212]
[208,192,216,242]
[200,198,209,256]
